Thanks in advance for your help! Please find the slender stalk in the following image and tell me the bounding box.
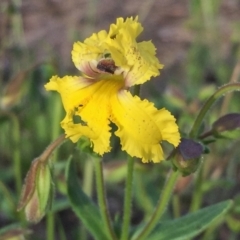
[39,134,66,163]
[189,83,240,139]
[11,113,22,195]
[57,216,68,240]
[120,156,135,240]
[119,84,139,240]
[47,212,54,240]
[80,158,94,240]
[134,170,180,240]
[44,134,66,240]
[82,158,94,197]
[50,96,63,159]
[172,194,181,218]
[189,165,204,212]
[189,83,240,214]
[47,95,63,240]
[94,157,117,240]
[199,129,214,139]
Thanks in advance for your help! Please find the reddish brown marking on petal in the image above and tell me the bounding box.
[97,59,117,74]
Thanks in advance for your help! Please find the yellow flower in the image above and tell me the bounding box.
[45,17,180,163]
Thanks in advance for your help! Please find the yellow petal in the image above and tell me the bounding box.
[110,90,180,163]
[62,121,111,155]
[106,30,163,87]
[125,41,163,86]
[45,75,101,112]
[72,30,108,72]
[109,17,143,39]
[61,109,109,154]
[61,79,124,155]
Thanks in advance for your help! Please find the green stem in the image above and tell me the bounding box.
[80,158,94,240]
[51,95,63,159]
[172,194,181,218]
[189,165,204,212]
[189,83,240,139]
[134,170,180,240]
[189,83,240,213]
[11,113,22,195]
[39,134,66,163]
[94,157,117,240]
[47,212,54,240]
[47,95,63,240]
[82,158,94,197]
[120,156,135,240]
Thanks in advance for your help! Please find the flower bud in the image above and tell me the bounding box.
[173,156,201,176]
[0,228,31,240]
[17,158,53,223]
[172,138,204,176]
[212,113,240,133]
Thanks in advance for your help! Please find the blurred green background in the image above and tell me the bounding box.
[1,0,240,239]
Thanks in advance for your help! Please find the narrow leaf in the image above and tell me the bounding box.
[66,158,109,240]
[147,200,232,240]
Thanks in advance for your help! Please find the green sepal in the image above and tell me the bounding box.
[37,163,52,213]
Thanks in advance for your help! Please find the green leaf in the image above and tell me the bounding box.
[147,200,232,240]
[66,158,109,240]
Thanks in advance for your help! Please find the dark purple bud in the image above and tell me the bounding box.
[172,138,204,176]
[179,138,204,160]
[212,113,240,132]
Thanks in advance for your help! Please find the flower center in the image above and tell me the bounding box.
[97,58,117,74]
